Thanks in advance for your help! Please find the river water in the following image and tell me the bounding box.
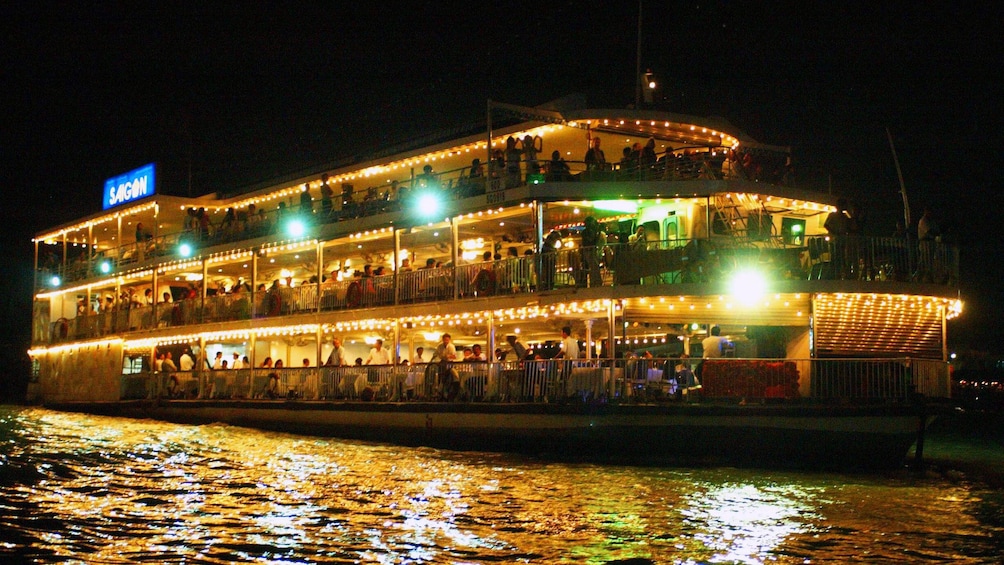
[1,406,1002,564]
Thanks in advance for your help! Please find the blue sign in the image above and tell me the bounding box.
[103,163,155,210]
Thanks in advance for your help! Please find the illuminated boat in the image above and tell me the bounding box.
[28,99,962,469]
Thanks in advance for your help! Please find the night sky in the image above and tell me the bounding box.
[2,2,1000,396]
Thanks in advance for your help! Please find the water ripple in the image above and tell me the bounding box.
[1,406,1002,563]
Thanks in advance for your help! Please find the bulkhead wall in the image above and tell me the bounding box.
[37,341,124,402]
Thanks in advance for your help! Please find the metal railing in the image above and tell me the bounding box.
[37,146,794,288]
[805,235,958,285]
[118,356,950,403]
[41,233,961,342]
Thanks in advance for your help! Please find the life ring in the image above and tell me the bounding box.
[473,269,496,295]
[266,372,280,399]
[54,318,69,340]
[346,281,362,308]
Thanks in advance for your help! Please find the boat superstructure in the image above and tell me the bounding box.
[27,101,962,468]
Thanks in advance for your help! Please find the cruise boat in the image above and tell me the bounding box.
[28,99,963,469]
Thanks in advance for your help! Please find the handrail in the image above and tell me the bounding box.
[38,148,796,287]
[40,233,960,343]
[120,356,950,403]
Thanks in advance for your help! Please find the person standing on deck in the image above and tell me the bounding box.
[364,338,391,365]
[585,137,606,171]
[431,333,458,400]
[824,198,850,279]
[554,326,579,398]
[702,326,728,359]
[327,339,347,369]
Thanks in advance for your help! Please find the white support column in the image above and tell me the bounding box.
[198,335,207,398]
[316,325,323,370]
[393,319,401,366]
[249,333,257,369]
[487,310,496,398]
[201,256,208,317]
[151,268,159,329]
[33,239,39,293]
[316,240,323,313]
[251,249,259,317]
[393,229,401,305]
[451,216,460,301]
[87,224,94,268]
[607,298,617,398]
[534,201,544,250]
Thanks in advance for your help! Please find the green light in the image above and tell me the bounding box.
[791,224,802,234]
[286,218,306,238]
[416,192,442,217]
[99,260,111,274]
[49,275,61,287]
[178,242,193,258]
[591,200,639,213]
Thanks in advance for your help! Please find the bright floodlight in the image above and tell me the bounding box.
[49,275,61,287]
[416,192,442,217]
[730,269,767,305]
[99,260,111,274]
[286,218,306,238]
[178,242,194,258]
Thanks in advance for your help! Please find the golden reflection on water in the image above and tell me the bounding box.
[684,482,815,564]
[1,407,1001,564]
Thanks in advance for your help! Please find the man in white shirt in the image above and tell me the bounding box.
[557,326,579,360]
[471,344,487,361]
[702,326,728,359]
[432,333,457,362]
[555,326,579,399]
[326,337,348,366]
[432,333,459,400]
[212,351,224,370]
[365,339,391,365]
[179,349,195,371]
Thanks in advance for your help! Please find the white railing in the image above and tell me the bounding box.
[122,357,951,403]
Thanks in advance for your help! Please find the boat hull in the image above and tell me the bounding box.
[45,400,936,470]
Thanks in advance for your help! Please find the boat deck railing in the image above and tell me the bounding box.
[119,356,950,404]
[39,148,791,287]
[43,233,959,344]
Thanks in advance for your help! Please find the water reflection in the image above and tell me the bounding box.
[1,406,1002,564]
[683,481,816,564]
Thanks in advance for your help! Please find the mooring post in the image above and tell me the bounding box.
[912,410,926,471]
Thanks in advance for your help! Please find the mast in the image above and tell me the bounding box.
[886,127,911,227]
[635,0,643,108]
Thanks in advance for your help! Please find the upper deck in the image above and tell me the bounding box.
[31,105,961,357]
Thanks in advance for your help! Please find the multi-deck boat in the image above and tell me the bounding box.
[28,99,962,469]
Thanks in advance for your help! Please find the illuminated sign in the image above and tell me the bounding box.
[103,163,155,210]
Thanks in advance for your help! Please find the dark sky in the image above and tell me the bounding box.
[2,1,1000,378]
